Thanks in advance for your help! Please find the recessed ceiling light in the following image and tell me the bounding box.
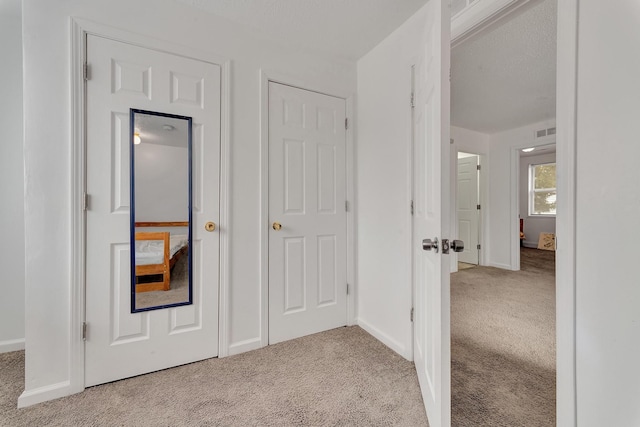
[522,147,535,153]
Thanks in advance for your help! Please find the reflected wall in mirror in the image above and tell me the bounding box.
[130,109,193,312]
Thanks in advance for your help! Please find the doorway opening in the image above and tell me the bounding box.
[449,0,558,424]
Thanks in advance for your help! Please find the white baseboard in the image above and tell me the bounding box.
[523,241,538,248]
[0,338,25,353]
[18,381,78,408]
[227,337,263,356]
[489,261,512,270]
[357,317,411,361]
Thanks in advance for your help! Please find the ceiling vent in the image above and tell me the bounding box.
[535,127,556,138]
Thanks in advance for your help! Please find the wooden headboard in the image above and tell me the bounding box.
[135,221,189,227]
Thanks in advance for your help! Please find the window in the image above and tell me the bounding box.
[529,162,556,216]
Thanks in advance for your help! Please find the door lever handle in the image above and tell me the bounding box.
[422,237,439,253]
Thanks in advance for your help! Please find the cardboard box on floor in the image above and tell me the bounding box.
[538,233,556,251]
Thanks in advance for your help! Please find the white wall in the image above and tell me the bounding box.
[574,2,640,424]
[356,5,431,360]
[22,0,355,403]
[0,0,26,353]
[450,126,490,268]
[486,119,555,269]
[134,143,188,222]
[451,125,490,155]
[518,152,556,248]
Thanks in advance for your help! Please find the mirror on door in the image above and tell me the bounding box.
[130,109,193,312]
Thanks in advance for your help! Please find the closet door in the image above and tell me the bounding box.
[268,82,348,344]
[85,34,220,386]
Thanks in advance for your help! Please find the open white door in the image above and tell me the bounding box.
[457,155,479,265]
[85,35,220,386]
[412,1,451,426]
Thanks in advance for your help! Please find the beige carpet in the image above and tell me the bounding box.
[451,248,556,426]
[2,248,555,426]
[0,326,428,426]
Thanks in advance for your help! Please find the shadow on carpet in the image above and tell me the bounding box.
[451,248,556,426]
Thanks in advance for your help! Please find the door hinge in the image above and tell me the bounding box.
[83,62,90,81]
[345,200,349,212]
[345,118,348,130]
[477,164,481,171]
[477,204,481,210]
[83,192,89,211]
[82,322,88,341]
[410,92,415,108]
[450,138,454,145]
[410,307,414,323]
[346,283,350,295]
[477,244,481,250]
[410,200,414,216]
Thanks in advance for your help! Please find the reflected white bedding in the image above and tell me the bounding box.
[135,234,188,266]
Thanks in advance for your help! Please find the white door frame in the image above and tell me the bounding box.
[555,0,578,424]
[257,70,356,352]
[450,0,578,424]
[68,18,231,396]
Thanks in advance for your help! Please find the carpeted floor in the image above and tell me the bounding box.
[0,326,427,426]
[451,247,556,426]
[1,248,555,426]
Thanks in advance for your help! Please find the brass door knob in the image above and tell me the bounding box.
[204,221,216,232]
[272,222,282,231]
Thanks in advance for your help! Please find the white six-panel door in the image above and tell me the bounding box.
[85,35,220,386]
[268,82,347,344]
[457,155,479,265]
[411,1,451,426]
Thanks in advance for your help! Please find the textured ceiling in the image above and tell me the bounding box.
[135,113,189,148]
[172,0,556,133]
[172,0,429,60]
[451,0,557,134]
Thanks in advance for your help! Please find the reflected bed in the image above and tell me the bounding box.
[135,232,188,292]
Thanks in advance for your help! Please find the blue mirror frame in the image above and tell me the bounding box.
[130,108,193,313]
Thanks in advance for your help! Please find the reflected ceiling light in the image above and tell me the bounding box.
[134,132,142,145]
[522,147,535,153]
[162,124,175,131]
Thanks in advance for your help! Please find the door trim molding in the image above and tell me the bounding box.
[257,69,356,352]
[555,0,578,424]
[452,0,537,47]
[67,17,231,394]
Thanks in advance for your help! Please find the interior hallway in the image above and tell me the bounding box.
[451,248,556,426]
